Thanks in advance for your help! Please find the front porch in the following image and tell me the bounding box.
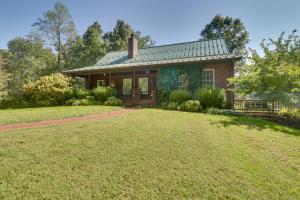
[76,68,158,106]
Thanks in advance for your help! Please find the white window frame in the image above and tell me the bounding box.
[123,78,133,94]
[202,69,215,87]
[97,80,106,87]
[178,73,189,90]
[138,77,149,94]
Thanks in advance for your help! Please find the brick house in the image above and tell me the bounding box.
[64,36,242,107]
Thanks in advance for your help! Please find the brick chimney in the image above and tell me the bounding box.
[128,34,138,58]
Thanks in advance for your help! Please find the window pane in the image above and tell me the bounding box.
[97,80,106,87]
[138,77,148,94]
[123,78,132,94]
[202,70,214,87]
[178,73,189,89]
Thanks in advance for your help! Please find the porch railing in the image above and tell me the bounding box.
[234,99,291,112]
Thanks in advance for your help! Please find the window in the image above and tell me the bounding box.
[123,78,132,94]
[202,69,214,87]
[138,77,148,94]
[178,73,189,89]
[97,80,106,87]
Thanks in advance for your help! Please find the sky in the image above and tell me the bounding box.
[0,0,299,54]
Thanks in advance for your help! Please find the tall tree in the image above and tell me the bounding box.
[201,15,249,53]
[104,20,155,51]
[4,37,56,99]
[228,31,300,104]
[82,21,107,66]
[33,2,76,70]
[0,50,10,99]
[63,36,85,69]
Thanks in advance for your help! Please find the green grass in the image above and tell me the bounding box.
[0,109,299,199]
[0,106,120,125]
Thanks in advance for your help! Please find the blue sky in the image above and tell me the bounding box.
[0,0,299,53]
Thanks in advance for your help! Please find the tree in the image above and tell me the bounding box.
[0,50,10,99]
[33,2,76,70]
[63,36,85,69]
[104,20,155,51]
[4,37,56,100]
[81,21,107,66]
[228,31,300,105]
[201,15,249,53]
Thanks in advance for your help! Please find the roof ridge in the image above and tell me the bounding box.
[140,38,225,50]
[105,38,226,54]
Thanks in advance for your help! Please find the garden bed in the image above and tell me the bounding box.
[245,112,300,129]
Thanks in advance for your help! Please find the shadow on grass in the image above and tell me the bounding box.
[210,115,300,136]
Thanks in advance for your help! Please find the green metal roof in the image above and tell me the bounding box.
[65,39,241,74]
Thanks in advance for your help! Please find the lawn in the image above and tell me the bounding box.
[0,106,119,125]
[0,108,299,199]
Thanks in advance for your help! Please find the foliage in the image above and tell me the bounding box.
[81,22,107,66]
[169,89,192,104]
[104,96,122,106]
[0,51,10,99]
[157,64,202,104]
[3,37,56,103]
[23,73,71,106]
[104,20,155,51]
[73,88,91,99]
[194,87,225,108]
[166,102,179,110]
[33,2,77,69]
[201,15,249,53]
[178,100,202,112]
[228,31,300,105]
[278,108,300,118]
[92,86,117,102]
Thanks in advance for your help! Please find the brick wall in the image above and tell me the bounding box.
[204,61,235,107]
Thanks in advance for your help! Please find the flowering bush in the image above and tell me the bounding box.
[23,73,71,106]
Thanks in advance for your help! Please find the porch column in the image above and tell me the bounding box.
[88,74,91,89]
[133,68,136,103]
[109,71,111,86]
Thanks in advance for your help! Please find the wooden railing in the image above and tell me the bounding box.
[234,99,289,112]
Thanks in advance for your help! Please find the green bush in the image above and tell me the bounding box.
[23,73,72,106]
[178,100,202,112]
[166,102,179,110]
[194,87,225,109]
[169,89,192,104]
[104,96,122,106]
[75,88,90,99]
[279,108,300,118]
[65,98,77,106]
[92,86,117,102]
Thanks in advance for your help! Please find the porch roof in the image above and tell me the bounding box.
[64,38,242,74]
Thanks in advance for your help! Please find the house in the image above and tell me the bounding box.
[64,35,242,107]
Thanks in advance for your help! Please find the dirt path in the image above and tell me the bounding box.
[0,109,136,132]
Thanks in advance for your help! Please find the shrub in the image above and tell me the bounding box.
[279,108,300,118]
[104,96,122,106]
[79,99,91,106]
[169,89,192,104]
[178,100,202,112]
[23,73,71,106]
[92,86,117,102]
[194,87,225,109]
[166,102,179,110]
[65,98,77,106]
[75,88,90,99]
